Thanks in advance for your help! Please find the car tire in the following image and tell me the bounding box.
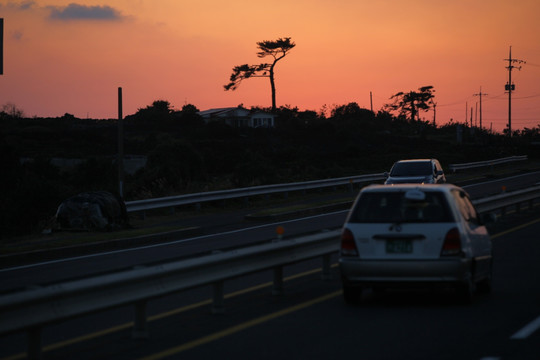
[476,277,492,294]
[343,285,363,304]
[456,279,473,304]
[476,262,493,294]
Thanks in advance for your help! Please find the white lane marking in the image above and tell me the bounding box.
[511,315,540,339]
[4,170,540,273]
[0,210,349,273]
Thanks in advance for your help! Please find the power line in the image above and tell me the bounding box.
[436,99,470,107]
[511,94,540,100]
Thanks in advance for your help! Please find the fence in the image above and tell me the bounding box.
[125,173,386,215]
[448,155,527,172]
[126,156,529,216]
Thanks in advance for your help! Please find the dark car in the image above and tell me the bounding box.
[384,159,446,185]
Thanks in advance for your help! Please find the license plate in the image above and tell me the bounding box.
[386,239,412,253]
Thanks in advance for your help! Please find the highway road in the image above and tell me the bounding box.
[1,172,540,359]
[2,171,540,292]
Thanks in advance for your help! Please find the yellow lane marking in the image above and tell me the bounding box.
[1,267,332,360]
[141,267,326,322]
[6,211,540,360]
[138,290,343,360]
[491,217,540,239]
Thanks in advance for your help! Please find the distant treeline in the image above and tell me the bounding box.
[1,101,539,239]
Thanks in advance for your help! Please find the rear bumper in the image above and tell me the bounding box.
[339,257,472,286]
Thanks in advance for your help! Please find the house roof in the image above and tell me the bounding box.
[198,107,274,118]
[198,107,250,118]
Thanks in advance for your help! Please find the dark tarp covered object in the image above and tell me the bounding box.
[55,191,128,230]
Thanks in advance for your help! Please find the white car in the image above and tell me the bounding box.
[339,184,493,304]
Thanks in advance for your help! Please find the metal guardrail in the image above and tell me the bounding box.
[473,185,540,214]
[448,155,527,172]
[125,173,386,214]
[126,155,529,214]
[0,230,340,359]
[2,184,540,358]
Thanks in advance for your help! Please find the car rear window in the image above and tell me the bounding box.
[349,191,453,223]
[390,162,432,176]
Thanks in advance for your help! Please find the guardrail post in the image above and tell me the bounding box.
[212,281,225,314]
[272,266,283,296]
[133,300,149,339]
[322,254,332,280]
[28,326,42,360]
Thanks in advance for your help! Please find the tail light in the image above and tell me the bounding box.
[441,227,462,256]
[341,228,358,256]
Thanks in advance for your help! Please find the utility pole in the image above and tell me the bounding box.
[118,87,124,199]
[475,102,478,128]
[473,87,487,129]
[432,102,437,126]
[504,46,525,136]
[369,91,373,113]
[1,18,3,75]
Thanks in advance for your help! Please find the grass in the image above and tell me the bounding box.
[247,196,355,217]
[0,223,191,255]
[2,159,539,256]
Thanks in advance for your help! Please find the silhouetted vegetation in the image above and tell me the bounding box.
[384,86,435,121]
[224,37,296,111]
[1,100,539,240]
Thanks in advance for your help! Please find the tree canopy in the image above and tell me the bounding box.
[384,86,435,121]
[224,37,296,111]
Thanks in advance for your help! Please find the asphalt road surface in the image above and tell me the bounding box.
[1,172,540,359]
[1,205,539,360]
[2,172,540,293]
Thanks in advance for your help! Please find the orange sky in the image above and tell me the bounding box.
[1,0,540,132]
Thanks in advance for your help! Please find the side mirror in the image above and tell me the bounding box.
[384,172,389,178]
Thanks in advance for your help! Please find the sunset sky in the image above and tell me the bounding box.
[1,0,540,132]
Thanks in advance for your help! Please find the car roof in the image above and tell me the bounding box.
[361,183,460,193]
[394,159,435,163]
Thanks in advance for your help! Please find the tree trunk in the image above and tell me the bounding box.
[270,65,276,111]
[410,102,417,122]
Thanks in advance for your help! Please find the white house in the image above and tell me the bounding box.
[198,106,275,128]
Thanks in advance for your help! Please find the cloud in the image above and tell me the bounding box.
[48,3,122,21]
[0,1,36,11]
[18,1,36,10]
